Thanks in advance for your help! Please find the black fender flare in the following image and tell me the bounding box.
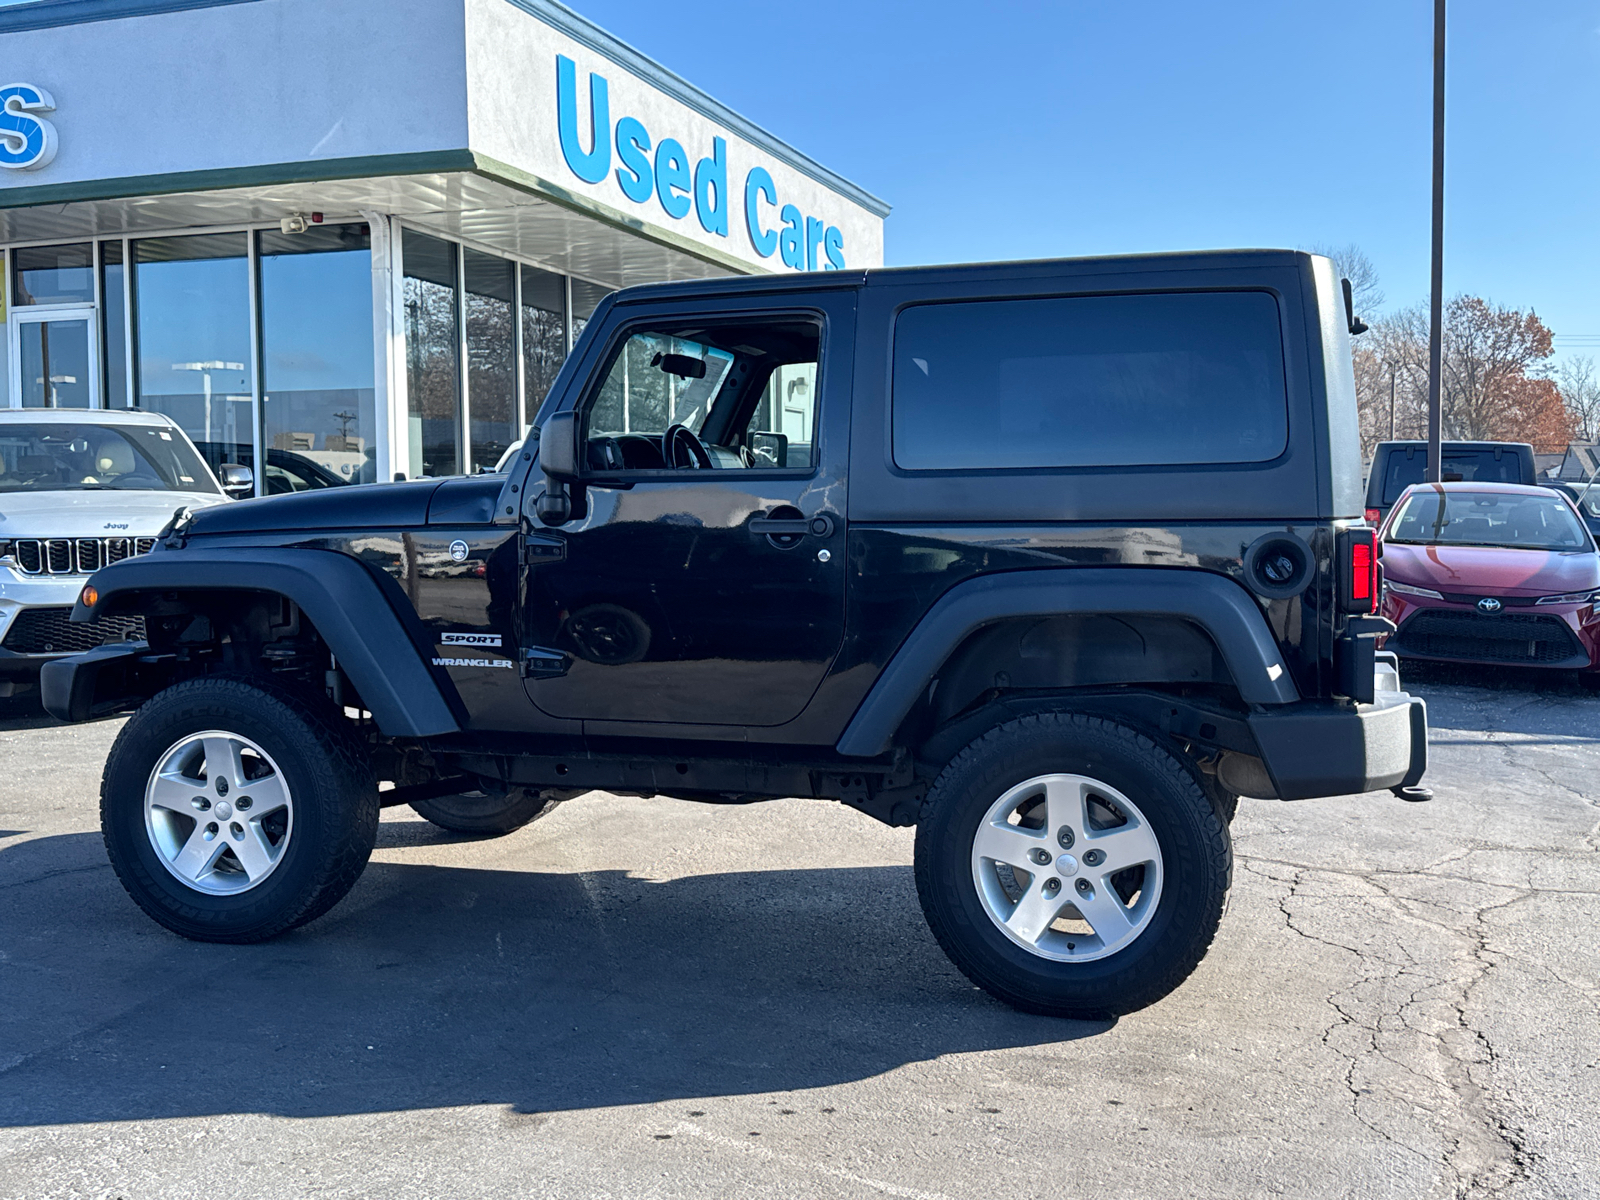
[834,567,1301,758]
[74,547,460,738]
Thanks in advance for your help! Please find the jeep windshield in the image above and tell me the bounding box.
[1388,489,1591,552]
[0,422,221,494]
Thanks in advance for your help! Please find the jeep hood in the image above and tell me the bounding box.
[0,490,225,536]
[187,479,444,535]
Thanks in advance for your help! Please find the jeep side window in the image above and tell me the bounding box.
[891,290,1288,471]
[580,318,821,471]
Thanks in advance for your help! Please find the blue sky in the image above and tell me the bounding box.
[576,0,1600,362]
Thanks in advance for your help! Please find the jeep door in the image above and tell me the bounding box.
[522,291,853,729]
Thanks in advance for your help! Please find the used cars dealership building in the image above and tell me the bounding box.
[0,0,887,491]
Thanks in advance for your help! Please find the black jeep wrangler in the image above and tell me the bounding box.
[45,250,1427,1018]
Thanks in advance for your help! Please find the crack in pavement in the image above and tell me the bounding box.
[1241,855,1545,1199]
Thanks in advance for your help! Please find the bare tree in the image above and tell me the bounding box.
[1351,296,1572,456]
[1307,243,1385,321]
[1556,356,1600,442]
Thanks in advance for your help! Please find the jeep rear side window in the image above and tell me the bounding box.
[891,291,1288,471]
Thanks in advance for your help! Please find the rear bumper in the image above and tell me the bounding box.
[1246,658,1427,800]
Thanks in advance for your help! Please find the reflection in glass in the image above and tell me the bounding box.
[591,334,735,436]
[0,252,8,407]
[259,224,376,489]
[101,241,128,407]
[520,264,565,421]
[403,231,459,478]
[570,277,610,346]
[752,363,818,467]
[464,249,515,472]
[133,234,252,475]
[13,242,94,306]
[20,319,93,407]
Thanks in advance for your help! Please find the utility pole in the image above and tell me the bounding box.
[1425,0,1446,482]
[1389,364,1397,440]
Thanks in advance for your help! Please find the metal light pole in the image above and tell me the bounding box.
[1425,0,1446,482]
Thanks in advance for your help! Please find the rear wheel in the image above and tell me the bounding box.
[915,712,1231,1018]
[101,676,378,943]
[409,787,576,835]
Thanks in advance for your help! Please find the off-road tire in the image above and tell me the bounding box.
[101,676,379,943]
[915,712,1232,1019]
[1199,771,1241,823]
[409,787,572,835]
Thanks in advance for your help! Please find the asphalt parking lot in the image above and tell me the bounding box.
[1,667,1596,1200]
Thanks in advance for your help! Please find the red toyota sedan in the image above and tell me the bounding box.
[1379,482,1600,679]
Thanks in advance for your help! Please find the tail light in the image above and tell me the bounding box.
[1364,507,1381,527]
[1338,527,1380,614]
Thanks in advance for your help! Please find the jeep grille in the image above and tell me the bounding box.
[12,537,157,576]
[1,606,146,655]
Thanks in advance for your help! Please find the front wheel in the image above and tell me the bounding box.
[101,676,379,943]
[915,712,1231,1018]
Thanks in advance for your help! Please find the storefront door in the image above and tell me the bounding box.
[9,306,99,408]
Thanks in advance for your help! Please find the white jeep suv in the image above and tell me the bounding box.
[0,410,239,701]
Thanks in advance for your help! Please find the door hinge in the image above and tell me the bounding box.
[522,645,570,678]
[523,533,566,562]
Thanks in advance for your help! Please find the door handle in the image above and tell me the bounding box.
[749,513,835,538]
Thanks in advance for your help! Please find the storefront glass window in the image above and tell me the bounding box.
[258,224,376,492]
[0,251,8,407]
[20,317,93,407]
[133,234,252,472]
[12,242,94,306]
[570,278,611,346]
[100,241,128,408]
[521,264,565,421]
[403,230,459,479]
[464,249,515,472]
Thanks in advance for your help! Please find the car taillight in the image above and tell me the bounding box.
[1338,528,1380,614]
[1364,508,1381,527]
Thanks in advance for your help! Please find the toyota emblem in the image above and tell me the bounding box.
[1477,597,1502,614]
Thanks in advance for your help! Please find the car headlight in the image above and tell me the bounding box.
[1536,589,1599,605]
[1386,580,1444,600]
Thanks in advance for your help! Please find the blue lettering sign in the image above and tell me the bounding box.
[654,138,692,220]
[694,137,728,237]
[778,205,804,270]
[556,57,610,184]
[614,116,653,204]
[0,83,57,172]
[744,168,778,258]
[554,57,846,270]
[824,225,845,271]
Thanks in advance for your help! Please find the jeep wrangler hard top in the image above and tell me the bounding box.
[47,250,1428,1018]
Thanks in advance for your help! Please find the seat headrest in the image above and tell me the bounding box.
[95,439,136,476]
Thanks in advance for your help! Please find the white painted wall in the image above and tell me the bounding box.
[463,0,884,272]
[0,0,883,272]
[0,0,468,189]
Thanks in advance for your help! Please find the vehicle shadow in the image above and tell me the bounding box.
[0,831,1104,1127]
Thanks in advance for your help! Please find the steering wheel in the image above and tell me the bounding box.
[662,423,713,469]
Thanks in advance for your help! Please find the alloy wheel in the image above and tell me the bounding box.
[969,772,1164,961]
[143,730,294,895]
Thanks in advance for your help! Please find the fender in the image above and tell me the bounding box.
[73,547,460,738]
[834,567,1301,758]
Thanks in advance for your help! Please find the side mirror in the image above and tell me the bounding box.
[219,463,254,497]
[535,411,580,526]
[538,411,580,482]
